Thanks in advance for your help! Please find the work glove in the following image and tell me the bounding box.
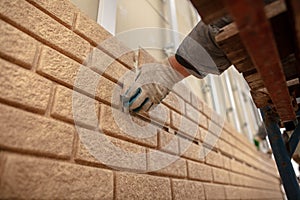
[121,59,184,113]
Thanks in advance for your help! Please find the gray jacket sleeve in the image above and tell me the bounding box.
[175,21,231,79]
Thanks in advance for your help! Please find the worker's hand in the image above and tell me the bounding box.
[121,59,184,113]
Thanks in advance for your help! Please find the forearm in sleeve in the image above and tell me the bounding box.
[175,21,231,79]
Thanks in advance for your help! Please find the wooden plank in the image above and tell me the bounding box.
[216,0,286,42]
[244,73,265,91]
[215,0,287,73]
[251,90,272,108]
[290,0,300,52]
[223,0,296,122]
[190,0,227,24]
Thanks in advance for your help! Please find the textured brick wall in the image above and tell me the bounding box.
[0,0,283,199]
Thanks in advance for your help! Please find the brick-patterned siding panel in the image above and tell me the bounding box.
[0,58,52,113]
[0,19,40,69]
[204,183,226,200]
[0,0,284,199]
[38,46,121,106]
[0,153,113,199]
[158,130,179,155]
[26,0,78,28]
[100,104,158,147]
[51,85,100,128]
[0,0,90,62]
[75,127,147,172]
[148,150,187,178]
[187,160,213,182]
[0,104,74,158]
[172,179,205,200]
[74,12,111,46]
[115,172,172,200]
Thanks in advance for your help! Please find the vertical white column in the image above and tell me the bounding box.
[168,0,180,50]
[97,0,117,35]
[224,72,242,132]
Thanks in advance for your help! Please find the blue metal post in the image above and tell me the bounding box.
[261,107,300,200]
[288,124,300,158]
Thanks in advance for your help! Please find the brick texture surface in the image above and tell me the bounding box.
[38,46,121,106]
[115,172,171,200]
[27,0,78,27]
[148,150,187,178]
[158,130,179,155]
[204,183,226,200]
[0,58,52,113]
[0,19,40,69]
[172,179,205,200]
[100,104,158,147]
[51,85,100,127]
[74,12,111,46]
[0,0,283,199]
[0,104,74,158]
[76,128,147,171]
[187,160,213,182]
[0,153,113,199]
[0,0,90,62]
[88,48,130,83]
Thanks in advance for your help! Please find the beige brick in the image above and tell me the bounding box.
[185,103,207,125]
[219,129,231,144]
[38,47,121,106]
[158,130,179,155]
[212,167,230,184]
[0,104,74,158]
[76,128,147,171]
[229,172,244,186]
[239,187,252,199]
[199,127,208,142]
[202,131,220,151]
[224,186,240,200]
[88,48,130,83]
[173,82,191,103]
[202,103,213,118]
[203,183,226,200]
[207,120,224,137]
[75,12,111,46]
[205,149,224,168]
[138,48,157,66]
[148,150,187,178]
[38,46,80,86]
[218,140,234,157]
[0,0,90,62]
[149,103,171,126]
[223,156,232,170]
[51,85,99,127]
[163,92,185,114]
[172,111,201,140]
[172,179,205,200]
[0,58,52,113]
[191,92,204,112]
[100,104,157,147]
[0,19,39,69]
[115,172,171,200]
[231,159,245,174]
[0,153,113,199]
[225,132,237,147]
[27,0,78,27]
[179,138,204,162]
[187,160,213,182]
[118,51,136,70]
[98,36,135,69]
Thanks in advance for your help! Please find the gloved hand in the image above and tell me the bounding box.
[121,58,184,113]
